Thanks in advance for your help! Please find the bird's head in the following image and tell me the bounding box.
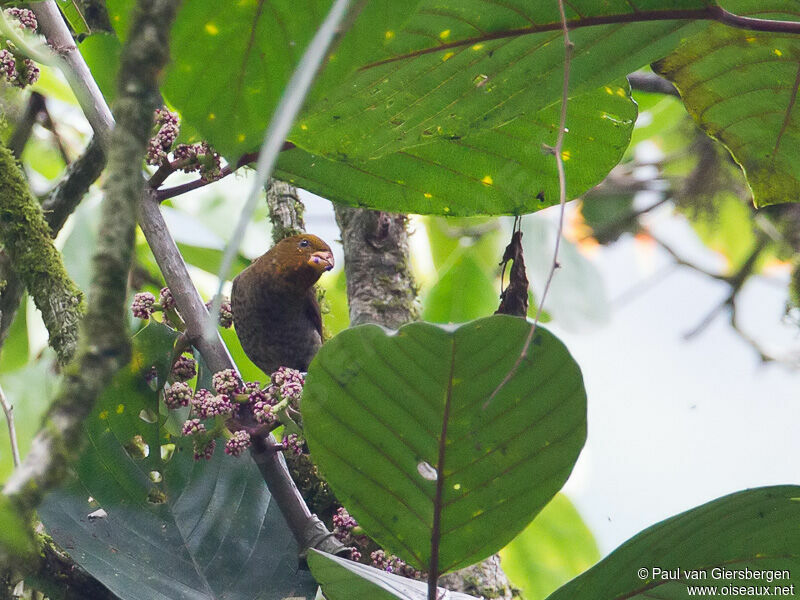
[262,233,334,291]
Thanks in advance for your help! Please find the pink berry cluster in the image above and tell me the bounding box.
[369,550,423,579]
[130,289,232,330]
[146,108,179,166]
[145,108,222,182]
[0,9,40,88]
[174,141,222,182]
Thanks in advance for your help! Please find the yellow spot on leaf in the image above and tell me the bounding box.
[99,410,108,420]
[604,85,613,94]
[385,30,394,40]
[442,51,455,62]
[208,113,215,121]
[561,150,571,161]
[472,43,484,51]
[746,36,756,42]
[774,48,783,56]
[424,192,432,198]
[439,29,450,40]
[205,22,219,35]
[481,175,493,185]
[116,404,125,414]
[237,133,246,142]
[300,124,308,131]
[453,483,461,490]
[443,206,450,213]
[616,87,626,97]
[113,15,120,22]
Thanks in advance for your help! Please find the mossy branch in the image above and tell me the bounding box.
[1,0,178,567]
[0,142,84,365]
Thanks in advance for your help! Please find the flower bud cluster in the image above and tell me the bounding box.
[146,109,180,165]
[5,8,37,30]
[281,433,304,455]
[173,141,222,182]
[224,430,251,456]
[191,389,233,419]
[332,507,358,543]
[159,287,176,311]
[164,381,192,409]
[181,418,206,436]
[131,292,156,319]
[0,10,40,88]
[172,355,197,382]
[212,368,241,396]
[269,367,305,406]
[369,550,422,578]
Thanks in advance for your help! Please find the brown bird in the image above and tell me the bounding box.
[231,234,334,375]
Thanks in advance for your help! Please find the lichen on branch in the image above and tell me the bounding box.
[0,141,84,365]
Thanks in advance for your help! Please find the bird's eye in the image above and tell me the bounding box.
[299,239,310,248]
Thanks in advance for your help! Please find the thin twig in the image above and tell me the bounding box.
[0,384,20,468]
[484,0,572,409]
[205,0,351,343]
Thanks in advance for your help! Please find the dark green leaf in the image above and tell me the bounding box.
[653,1,800,207]
[308,549,480,600]
[277,83,635,215]
[39,321,315,600]
[55,0,91,35]
[303,316,586,574]
[161,0,333,159]
[545,486,800,600]
[292,1,706,160]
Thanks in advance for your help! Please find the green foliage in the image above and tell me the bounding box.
[303,316,586,574]
[38,321,315,600]
[308,549,480,600]
[500,494,600,600]
[422,249,498,323]
[546,486,800,600]
[160,0,332,159]
[653,0,800,208]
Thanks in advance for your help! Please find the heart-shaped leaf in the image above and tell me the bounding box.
[308,549,480,600]
[302,315,587,576]
[39,321,316,600]
[545,485,800,600]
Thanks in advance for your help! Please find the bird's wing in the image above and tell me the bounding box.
[304,287,324,338]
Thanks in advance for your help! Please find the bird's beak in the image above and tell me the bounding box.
[309,250,334,272]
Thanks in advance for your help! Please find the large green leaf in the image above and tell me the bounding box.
[39,321,315,600]
[500,494,600,600]
[276,83,635,215]
[292,1,708,160]
[545,486,800,600]
[653,0,800,207]
[308,549,479,600]
[160,0,333,159]
[302,316,587,575]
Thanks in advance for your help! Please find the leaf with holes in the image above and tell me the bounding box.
[653,0,800,207]
[39,321,315,600]
[544,486,800,600]
[277,82,636,215]
[302,315,587,577]
[307,549,480,600]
